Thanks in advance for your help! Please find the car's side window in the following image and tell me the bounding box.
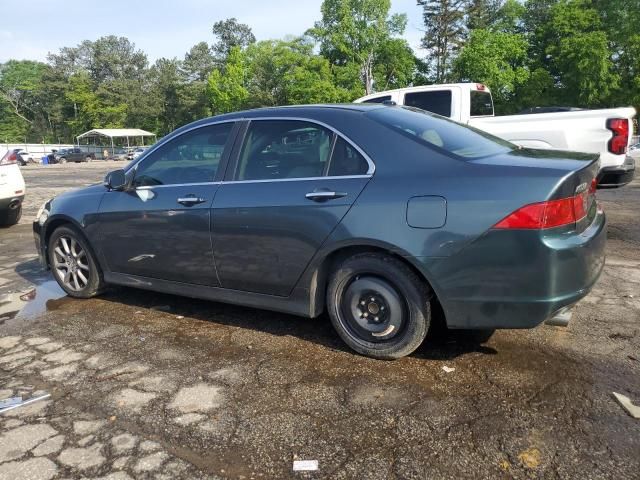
[133,123,233,187]
[235,120,333,181]
[328,137,369,176]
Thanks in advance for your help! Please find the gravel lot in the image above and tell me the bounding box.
[0,162,638,479]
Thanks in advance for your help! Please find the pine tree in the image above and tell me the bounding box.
[418,0,467,83]
[466,0,503,30]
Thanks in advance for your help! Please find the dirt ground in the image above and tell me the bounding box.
[0,162,638,480]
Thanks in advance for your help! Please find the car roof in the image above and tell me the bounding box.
[201,103,385,122]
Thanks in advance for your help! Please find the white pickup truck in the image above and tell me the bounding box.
[355,83,636,188]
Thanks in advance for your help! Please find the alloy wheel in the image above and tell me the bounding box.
[52,236,90,291]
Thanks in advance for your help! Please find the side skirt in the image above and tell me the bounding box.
[104,272,314,318]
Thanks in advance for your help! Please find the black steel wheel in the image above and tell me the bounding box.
[48,225,105,298]
[327,252,431,359]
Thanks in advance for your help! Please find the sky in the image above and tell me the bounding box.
[0,0,425,64]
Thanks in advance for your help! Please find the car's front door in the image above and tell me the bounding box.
[96,122,237,286]
[212,119,373,296]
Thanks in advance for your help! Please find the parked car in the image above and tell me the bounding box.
[131,147,148,160]
[355,83,636,188]
[53,148,95,163]
[33,104,605,359]
[13,149,33,166]
[0,148,26,226]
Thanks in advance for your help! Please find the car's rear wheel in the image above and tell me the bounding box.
[48,226,104,298]
[85,156,92,162]
[326,253,431,359]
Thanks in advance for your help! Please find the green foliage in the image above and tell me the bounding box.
[309,0,412,94]
[2,3,639,142]
[452,29,529,113]
[418,0,467,83]
[211,18,256,60]
[207,47,249,114]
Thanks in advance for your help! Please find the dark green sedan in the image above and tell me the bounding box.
[33,104,606,359]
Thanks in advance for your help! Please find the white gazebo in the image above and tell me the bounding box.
[76,128,157,158]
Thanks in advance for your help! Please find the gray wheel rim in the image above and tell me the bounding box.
[53,236,90,291]
[339,275,406,343]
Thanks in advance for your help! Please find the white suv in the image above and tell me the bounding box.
[0,148,26,226]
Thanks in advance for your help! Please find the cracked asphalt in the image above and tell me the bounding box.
[0,162,639,479]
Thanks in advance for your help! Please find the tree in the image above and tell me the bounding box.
[207,47,248,114]
[418,0,467,83]
[0,60,50,142]
[211,18,256,60]
[243,37,350,107]
[309,0,408,94]
[373,38,417,91]
[452,29,529,113]
[183,42,216,82]
[545,0,619,106]
[466,0,502,30]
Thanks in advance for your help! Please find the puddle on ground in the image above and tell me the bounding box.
[0,280,69,327]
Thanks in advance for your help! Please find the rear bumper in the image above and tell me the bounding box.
[0,194,24,219]
[598,155,635,188]
[423,208,607,330]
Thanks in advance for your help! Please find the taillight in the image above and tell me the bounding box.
[607,118,629,155]
[495,182,596,230]
[0,151,18,166]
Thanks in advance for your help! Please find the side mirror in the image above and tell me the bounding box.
[104,169,127,191]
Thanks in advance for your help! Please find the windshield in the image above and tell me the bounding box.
[367,106,514,160]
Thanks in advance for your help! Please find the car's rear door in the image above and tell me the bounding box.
[96,121,238,286]
[211,118,373,296]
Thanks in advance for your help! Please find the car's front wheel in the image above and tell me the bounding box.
[48,226,105,298]
[85,156,92,162]
[59,158,67,164]
[326,253,431,359]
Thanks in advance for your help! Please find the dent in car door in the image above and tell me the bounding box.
[96,122,237,286]
[212,120,372,297]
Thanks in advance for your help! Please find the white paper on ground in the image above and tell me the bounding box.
[293,460,319,471]
[612,392,640,419]
[442,366,455,373]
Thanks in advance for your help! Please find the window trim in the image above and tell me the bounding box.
[125,120,240,178]
[123,116,375,189]
[225,117,375,183]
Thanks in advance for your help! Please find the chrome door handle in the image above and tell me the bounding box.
[177,196,206,206]
[305,191,347,202]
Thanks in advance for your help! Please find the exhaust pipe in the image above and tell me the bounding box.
[545,307,573,327]
[8,200,20,210]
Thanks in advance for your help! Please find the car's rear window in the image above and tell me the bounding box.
[470,91,494,117]
[367,106,514,160]
[363,95,391,104]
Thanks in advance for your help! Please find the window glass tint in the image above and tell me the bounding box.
[328,137,369,176]
[133,123,232,187]
[470,91,494,116]
[368,107,514,160]
[404,90,452,117]
[236,121,333,180]
[363,95,391,104]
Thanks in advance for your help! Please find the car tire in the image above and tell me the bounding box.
[48,225,105,298]
[326,252,431,359]
[85,156,92,162]
[59,158,67,164]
